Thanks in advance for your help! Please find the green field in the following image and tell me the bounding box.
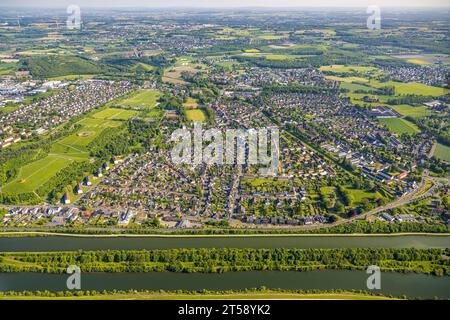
[330,75,448,97]
[92,108,138,120]
[379,118,420,135]
[2,108,132,195]
[320,65,378,74]
[380,81,448,96]
[186,109,206,121]
[434,143,450,162]
[118,90,160,109]
[344,187,382,204]
[390,104,433,118]
[2,155,73,193]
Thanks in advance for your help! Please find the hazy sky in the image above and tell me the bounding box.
[0,0,449,7]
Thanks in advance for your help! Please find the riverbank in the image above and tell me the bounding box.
[1,231,450,238]
[0,292,396,300]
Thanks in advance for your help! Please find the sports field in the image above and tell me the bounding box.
[2,155,73,193]
[118,90,161,109]
[379,118,420,135]
[434,143,450,162]
[92,108,138,120]
[186,109,206,121]
[2,109,130,196]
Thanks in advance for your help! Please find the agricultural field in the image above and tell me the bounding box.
[325,75,369,83]
[163,58,207,85]
[378,81,448,96]
[378,118,420,135]
[319,65,378,74]
[390,105,433,118]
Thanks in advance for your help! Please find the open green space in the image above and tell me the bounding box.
[378,118,420,135]
[1,106,133,196]
[118,90,161,109]
[2,155,73,194]
[186,109,206,121]
[390,104,433,118]
[92,108,138,120]
[434,143,450,162]
[320,65,378,74]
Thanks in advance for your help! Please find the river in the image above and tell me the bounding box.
[1,270,449,299]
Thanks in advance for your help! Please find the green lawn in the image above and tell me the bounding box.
[186,109,206,121]
[390,104,433,118]
[92,108,138,120]
[434,143,450,162]
[118,89,160,109]
[345,187,382,204]
[378,118,420,135]
[2,155,72,193]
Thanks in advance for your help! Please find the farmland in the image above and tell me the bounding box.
[390,105,433,118]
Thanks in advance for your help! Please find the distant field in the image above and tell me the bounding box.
[434,143,450,162]
[379,81,448,96]
[379,118,420,135]
[118,90,160,109]
[320,65,377,73]
[325,75,369,83]
[390,104,433,118]
[48,74,98,80]
[257,34,286,40]
[406,59,432,65]
[330,75,447,97]
[186,109,206,121]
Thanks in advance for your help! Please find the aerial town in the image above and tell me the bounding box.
[0,3,449,302]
